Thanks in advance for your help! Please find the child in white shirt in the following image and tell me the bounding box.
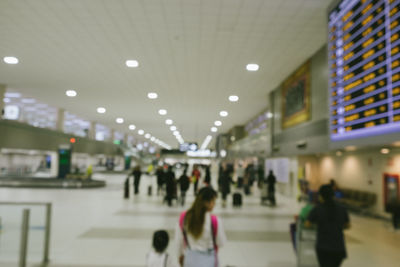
[146,230,177,267]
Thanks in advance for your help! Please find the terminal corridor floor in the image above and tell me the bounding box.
[0,173,400,267]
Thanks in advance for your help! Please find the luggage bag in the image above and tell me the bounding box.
[233,192,242,207]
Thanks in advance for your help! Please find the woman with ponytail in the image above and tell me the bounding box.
[306,185,351,267]
[176,187,226,267]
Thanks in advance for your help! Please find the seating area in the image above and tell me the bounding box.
[337,188,377,210]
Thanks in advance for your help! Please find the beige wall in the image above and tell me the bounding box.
[299,148,400,217]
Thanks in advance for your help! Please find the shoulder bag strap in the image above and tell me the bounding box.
[164,253,168,267]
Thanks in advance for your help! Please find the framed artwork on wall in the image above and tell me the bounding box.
[281,61,311,129]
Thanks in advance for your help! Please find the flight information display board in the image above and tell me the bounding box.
[329,0,400,141]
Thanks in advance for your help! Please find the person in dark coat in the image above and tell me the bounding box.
[204,166,211,186]
[155,166,165,196]
[257,165,264,189]
[132,165,142,195]
[164,166,176,207]
[177,168,190,206]
[266,170,277,206]
[306,185,350,267]
[219,165,232,207]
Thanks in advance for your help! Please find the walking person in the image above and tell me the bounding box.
[165,166,176,207]
[132,165,142,195]
[146,230,177,267]
[191,165,201,195]
[156,166,165,196]
[266,170,277,206]
[306,185,351,267]
[177,169,190,206]
[219,165,232,208]
[204,166,211,186]
[236,163,245,188]
[176,187,227,267]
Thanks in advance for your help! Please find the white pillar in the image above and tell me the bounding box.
[111,129,115,142]
[56,108,65,132]
[49,152,58,177]
[123,134,128,145]
[0,84,6,119]
[89,121,96,140]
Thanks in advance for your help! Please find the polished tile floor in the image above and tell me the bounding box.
[0,173,400,267]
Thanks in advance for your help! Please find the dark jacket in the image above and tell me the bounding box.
[165,171,176,196]
[156,169,165,186]
[177,174,190,191]
[266,173,276,192]
[219,170,232,194]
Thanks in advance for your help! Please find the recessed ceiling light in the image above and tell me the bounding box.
[3,98,11,103]
[147,92,158,99]
[211,127,218,132]
[138,129,144,135]
[116,118,124,124]
[246,63,259,71]
[220,111,228,117]
[129,124,136,130]
[97,107,106,114]
[3,56,19,64]
[214,120,222,126]
[381,148,390,154]
[229,95,239,102]
[173,131,180,136]
[66,90,77,97]
[151,137,156,141]
[170,126,177,131]
[165,119,173,125]
[126,60,139,68]
[159,109,167,115]
[145,133,151,139]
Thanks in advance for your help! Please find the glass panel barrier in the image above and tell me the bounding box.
[0,203,51,267]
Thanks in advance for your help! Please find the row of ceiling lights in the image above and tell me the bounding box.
[65,89,171,150]
[146,92,185,146]
[4,57,259,149]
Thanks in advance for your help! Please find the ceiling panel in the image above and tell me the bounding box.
[0,0,332,148]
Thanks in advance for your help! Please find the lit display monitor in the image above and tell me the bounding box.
[329,0,400,142]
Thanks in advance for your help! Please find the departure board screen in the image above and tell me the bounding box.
[329,0,400,142]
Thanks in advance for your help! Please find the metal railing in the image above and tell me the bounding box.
[0,202,52,267]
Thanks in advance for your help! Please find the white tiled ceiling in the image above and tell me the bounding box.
[0,0,332,148]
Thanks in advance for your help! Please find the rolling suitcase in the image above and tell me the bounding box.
[233,192,242,207]
[124,177,130,199]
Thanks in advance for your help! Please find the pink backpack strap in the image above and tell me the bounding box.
[179,211,190,248]
[179,211,186,229]
[211,214,218,237]
[211,214,218,251]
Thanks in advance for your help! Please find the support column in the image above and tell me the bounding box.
[0,84,6,119]
[49,152,58,177]
[89,121,96,140]
[110,129,115,142]
[123,134,128,145]
[56,108,65,132]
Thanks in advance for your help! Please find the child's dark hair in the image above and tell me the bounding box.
[152,230,169,253]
